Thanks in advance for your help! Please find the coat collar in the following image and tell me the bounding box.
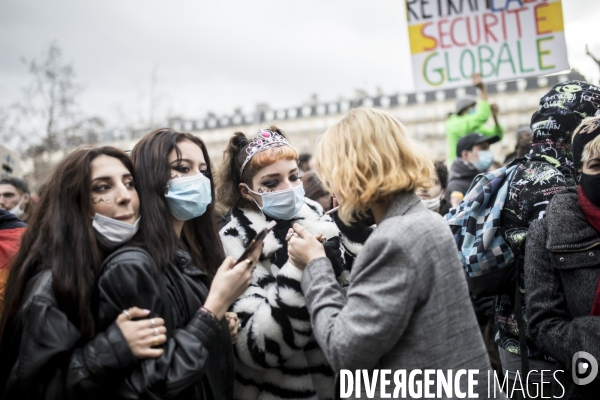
[546,187,600,252]
[381,191,422,224]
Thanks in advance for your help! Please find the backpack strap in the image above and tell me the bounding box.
[514,258,530,379]
[102,246,174,333]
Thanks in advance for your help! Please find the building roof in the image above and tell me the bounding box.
[172,71,586,132]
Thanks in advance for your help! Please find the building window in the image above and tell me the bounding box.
[437,122,445,136]
[380,96,390,108]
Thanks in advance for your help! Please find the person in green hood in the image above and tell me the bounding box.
[446,73,504,163]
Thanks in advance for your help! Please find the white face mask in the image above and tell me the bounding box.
[92,213,140,250]
[8,198,25,218]
[421,191,443,211]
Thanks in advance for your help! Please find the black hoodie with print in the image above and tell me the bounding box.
[494,81,600,373]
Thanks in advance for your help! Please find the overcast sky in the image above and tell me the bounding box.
[1,0,599,129]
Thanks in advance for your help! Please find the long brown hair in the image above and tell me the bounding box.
[0,147,135,343]
[130,128,225,276]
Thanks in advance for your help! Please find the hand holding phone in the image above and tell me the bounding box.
[236,220,276,264]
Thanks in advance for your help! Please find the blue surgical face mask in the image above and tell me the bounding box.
[165,173,212,221]
[246,183,305,220]
[473,150,494,172]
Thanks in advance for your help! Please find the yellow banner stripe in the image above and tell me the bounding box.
[536,1,564,34]
[409,23,436,55]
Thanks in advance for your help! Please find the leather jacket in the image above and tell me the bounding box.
[0,270,137,400]
[0,246,234,400]
[95,246,234,399]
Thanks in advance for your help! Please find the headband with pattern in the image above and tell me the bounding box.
[239,129,292,174]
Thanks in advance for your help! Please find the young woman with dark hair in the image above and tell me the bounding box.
[0,146,166,399]
[216,127,367,400]
[93,128,260,399]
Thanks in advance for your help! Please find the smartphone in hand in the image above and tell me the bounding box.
[235,220,277,265]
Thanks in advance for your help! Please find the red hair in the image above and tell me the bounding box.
[250,146,298,170]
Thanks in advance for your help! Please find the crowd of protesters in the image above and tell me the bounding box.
[0,75,598,400]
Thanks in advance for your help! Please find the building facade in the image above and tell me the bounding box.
[169,71,584,166]
[18,70,586,183]
[0,145,21,179]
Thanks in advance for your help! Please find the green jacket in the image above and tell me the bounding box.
[445,100,504,163]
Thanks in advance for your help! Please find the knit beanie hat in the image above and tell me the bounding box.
[528,81,600,173]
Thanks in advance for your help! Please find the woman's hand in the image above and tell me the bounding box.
[287,223,326,270]
[116,307,167,359]
[225,312,239,344]
[204,245,262,320]
[286,229,324,244]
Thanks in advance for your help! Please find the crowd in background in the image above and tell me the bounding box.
[0,75,599,400]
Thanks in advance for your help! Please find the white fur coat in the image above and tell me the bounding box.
[220,199,343,400]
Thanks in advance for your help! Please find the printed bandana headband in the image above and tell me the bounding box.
[239,129,292,174]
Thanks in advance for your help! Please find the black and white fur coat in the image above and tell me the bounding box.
[220,198,363,400]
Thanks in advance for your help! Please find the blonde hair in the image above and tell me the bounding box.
[573,115,600,164]
[316,107,434,224]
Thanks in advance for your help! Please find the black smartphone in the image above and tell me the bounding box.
[235,220,277,264]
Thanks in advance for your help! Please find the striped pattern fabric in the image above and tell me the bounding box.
[220,199,342,400]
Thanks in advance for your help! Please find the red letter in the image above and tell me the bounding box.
[535,3,551,35]
[422,22,438,51]
[501,10,507,41]
[450,17,466,47]
[466,15,481,46]
[483,13,499,43]
[438,18,451,49]
[507,7,527,38]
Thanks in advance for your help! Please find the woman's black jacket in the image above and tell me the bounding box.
[95,246,234,399]
[0,246,233,399]
[0,269,135,399]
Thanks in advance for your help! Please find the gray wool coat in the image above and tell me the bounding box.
[301,191,506,399]
[525,187,600,398]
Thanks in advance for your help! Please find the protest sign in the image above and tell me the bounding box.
[406,0,569,91]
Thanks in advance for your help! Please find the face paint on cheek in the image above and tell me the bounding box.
[170,173,180,180]
[92,197,112,204]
